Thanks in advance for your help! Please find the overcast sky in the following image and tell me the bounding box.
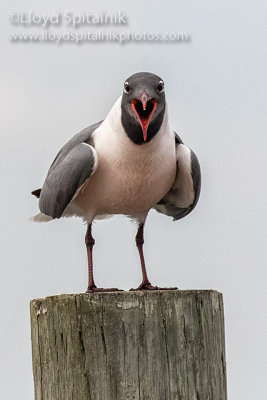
[0,0,266,399]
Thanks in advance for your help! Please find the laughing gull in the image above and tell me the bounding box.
[32,72,201,292]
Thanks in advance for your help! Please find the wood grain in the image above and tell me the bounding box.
[31,290,227,400]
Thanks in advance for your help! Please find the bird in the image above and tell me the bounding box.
[32,72,201,292]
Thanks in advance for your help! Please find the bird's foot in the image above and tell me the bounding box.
[130,282,178,291]
[86,286,123,293]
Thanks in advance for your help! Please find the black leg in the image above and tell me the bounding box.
[131,223,178,291]
[85,224,122,293]
[135,223,155,289]
[85,224,96,291]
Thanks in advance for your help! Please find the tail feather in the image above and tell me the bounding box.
[31,189,41,198]
[30,213,53,223]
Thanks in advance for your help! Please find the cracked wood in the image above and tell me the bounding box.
[30,290,227,400]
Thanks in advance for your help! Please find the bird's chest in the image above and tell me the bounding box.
[85,142,176,215]
[100,154,164,199]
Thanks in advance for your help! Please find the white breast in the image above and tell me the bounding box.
[72,97,176,222]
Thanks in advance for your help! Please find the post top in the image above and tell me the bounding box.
[31,289,222,304]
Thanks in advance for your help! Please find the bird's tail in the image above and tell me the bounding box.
[30,213,53,223]
[31,188,41,198]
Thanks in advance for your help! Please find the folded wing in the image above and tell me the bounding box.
[39,143,98,218]
[33,122,102,219]
[154,133,201,221]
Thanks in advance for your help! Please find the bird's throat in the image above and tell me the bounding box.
[131,99,157,141]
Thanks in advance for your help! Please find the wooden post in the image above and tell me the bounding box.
[30,290,227,400]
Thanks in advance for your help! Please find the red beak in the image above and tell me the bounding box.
[141,91,148,110]
[131,91,157,141]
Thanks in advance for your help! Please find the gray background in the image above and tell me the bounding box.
[0,0,266,398]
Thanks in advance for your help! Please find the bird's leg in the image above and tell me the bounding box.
[130,223,156,290]
[131,223,178,291]
[85,224,96,292]
[136,223,153,289]
[85,224,122,293]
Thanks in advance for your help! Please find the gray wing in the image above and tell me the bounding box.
[154,133,201,221]
[47,121,102,172]
[33,121,102,219]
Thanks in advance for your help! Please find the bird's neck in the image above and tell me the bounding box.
[93,96,175,169]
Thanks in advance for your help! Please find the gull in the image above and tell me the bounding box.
[32,72,201,292]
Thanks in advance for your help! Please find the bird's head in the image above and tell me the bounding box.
[121,72,166,145]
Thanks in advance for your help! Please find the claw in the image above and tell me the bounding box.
[130,282,178,291]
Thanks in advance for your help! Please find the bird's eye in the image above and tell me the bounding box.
[124,82,131,93]
[157,81,164,92]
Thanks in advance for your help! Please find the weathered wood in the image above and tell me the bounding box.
[30,290,227,400]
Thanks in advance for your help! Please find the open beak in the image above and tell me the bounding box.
[131,91,157,141]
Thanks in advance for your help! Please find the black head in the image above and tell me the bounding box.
[121,72,166,145]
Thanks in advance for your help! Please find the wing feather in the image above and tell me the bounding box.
[48,121,102,173]
[39,143,98,219]
[154,139,201,221]
[32,121,102,218]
